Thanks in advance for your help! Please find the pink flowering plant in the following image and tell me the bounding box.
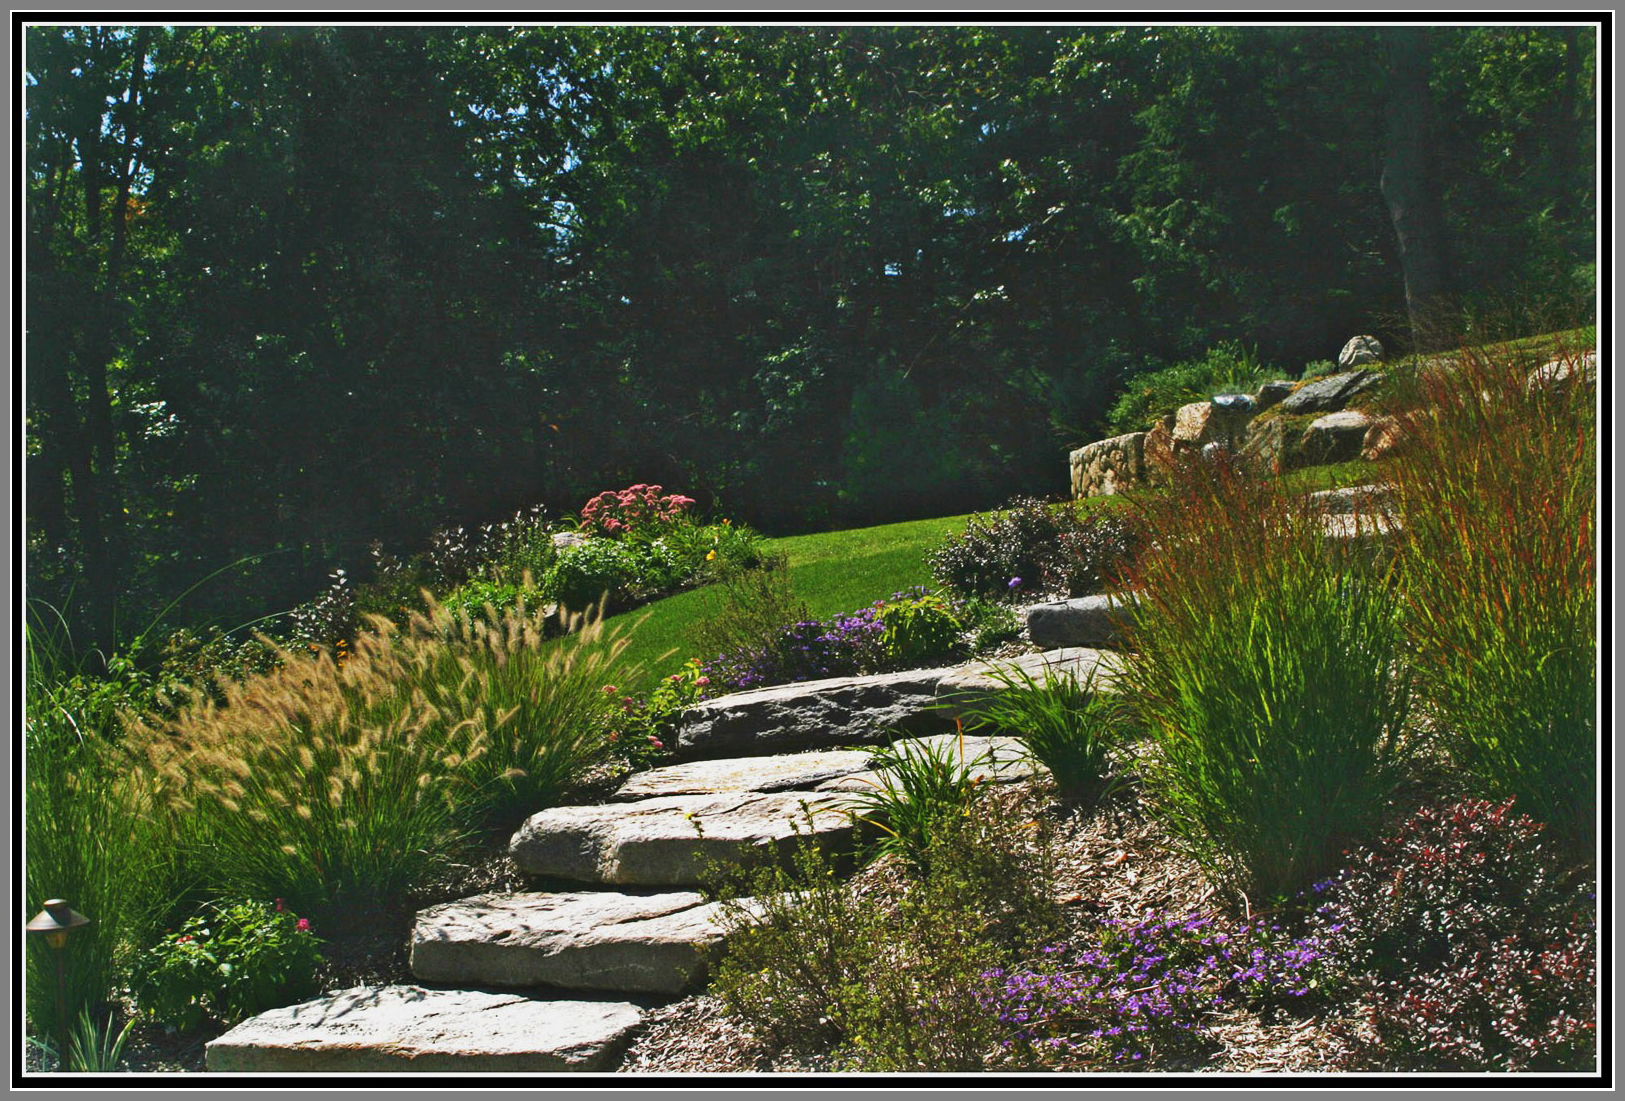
[578,484,697,538]
[130,899,324,1032]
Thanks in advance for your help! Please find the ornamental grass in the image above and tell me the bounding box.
[1119,456,1416,906]
[124,597,627,908]
[1383,339,1597,855]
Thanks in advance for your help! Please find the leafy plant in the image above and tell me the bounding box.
[130,899,324,1031]
[685,555,811,668]
[1120,458,1416,904]
[605,658,711,769]
[874,589,963,668]
[1385,340,1596,851]
[954,664,1126,799]
[1311,799,1596,1071]
[928,497,1138,604]
[712,791,1059,1071]
[843,731,994,870]
[1103,341,1276,436]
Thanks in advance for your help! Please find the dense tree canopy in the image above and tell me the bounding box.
[23,24,1597,654]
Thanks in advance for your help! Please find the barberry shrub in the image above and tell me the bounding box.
[928,497,1140,604]
[1312,799,1596,1071]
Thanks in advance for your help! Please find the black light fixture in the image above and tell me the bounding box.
[27,899,92,1069]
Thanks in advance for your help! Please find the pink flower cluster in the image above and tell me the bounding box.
[579,484,696,537]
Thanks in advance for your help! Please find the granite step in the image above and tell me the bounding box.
[410,889,736,995]
[204,986,643,1072]
[509,790,854,887]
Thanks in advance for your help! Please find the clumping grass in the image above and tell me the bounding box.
[953,665,1128,800]
[843,731,995,870]
[1119,457,1417,906]
[24,627,177,1044]
[124,598,628,908]
[1384,338,1596,853]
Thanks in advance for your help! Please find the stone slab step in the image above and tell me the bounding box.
[1022,596,1140,652]
[936,646,1126,697]
[411,890,733,995]
[675,664,957,760]
[1307,482,1395,516]
[612,748,875,801]
[510,790,852,887]
[204,986,642,1072]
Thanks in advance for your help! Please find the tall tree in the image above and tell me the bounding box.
[1380,27,1452,347]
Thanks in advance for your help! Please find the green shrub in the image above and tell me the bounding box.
[1385,341,1596,852]
[1120,459,1417,904]
[929,498,1140,604]
[440,578,538,627]
[543,539,644,612]
[954,665,1127,799]
[604,658,710,769]
[875,590,963,668]
[953,597,1023,652]
[1103,342,1275,436]
[130,899,324,1031]
[24,629,176,1044]
[711,791,1059,1070]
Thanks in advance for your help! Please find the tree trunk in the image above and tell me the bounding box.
[1379,27,1451,350]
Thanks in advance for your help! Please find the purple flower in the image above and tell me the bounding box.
[1008,576,1023,589]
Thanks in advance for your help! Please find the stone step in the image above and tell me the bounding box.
[410,890,735,995]
[204,986,642,1072]
[675,664,956,760]
[674,648,1122,759]
[1307,482,1395,516]
[510,790,853,887]
[811,734,1042,793]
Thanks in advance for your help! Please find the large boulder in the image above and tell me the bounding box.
[1360,414,1407,461]
[410,891,735,995]
[1023,594,1142,651]
[1277,370,1383,415]
[1071,431,1147,498]
[1300,410,1373,465]
[1173,399,1252,450]
[1337,335,1384,371]
[205,986,643,1072]
[674,665,957,759]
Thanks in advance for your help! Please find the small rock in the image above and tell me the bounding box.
[1211,393,1256,414]
[1337,335,1383,371]
[552,531,590,549]
[1361,414,1406,461]
[1024,595,1141,651]
[1525,351,1597,395]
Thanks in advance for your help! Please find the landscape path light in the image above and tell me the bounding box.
[26,898,91,1070]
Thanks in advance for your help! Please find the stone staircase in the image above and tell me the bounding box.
[204,645,1120,1072]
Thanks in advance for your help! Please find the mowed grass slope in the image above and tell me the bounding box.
[600,513,974,693]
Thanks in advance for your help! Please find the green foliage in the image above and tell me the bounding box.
[954,665,1127,799]
[24,627,176,1044]
[440,578,539,627]
[874,591,964,668]
[605,658,710,769]
[843,734,994,870]
[711,791,1059,1070]
[1103,342,1276,436]
[130,899,324,1032]
[1385,342,1596,852]
[1120,460,1416,904]
[953,597,1023,652]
